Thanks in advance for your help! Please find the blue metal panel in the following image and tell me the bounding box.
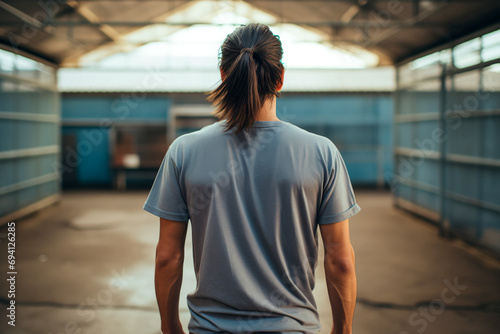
[481,92,500,110]
[396,183,415,202]
[40,123,58,147]
[17,120,37,149]
[61,127,112,186]
[77,127,112,185]
[445,199,480,236]
[482,167,500,207]
[414,120,441,151]
[396,123,413,148]
[0,160,14,188]
[40,180,58,198]
[394,28,500,255]
[277,96,382,125]
[413,159,439,185]
[446,164,481,199]
[0,48,60,222]
[40,153,59,175]
[344,162,379,183]
[0,79,15,111]
[398,90,414,114]
[483,115,500,159]
[416,191,440,213]
[414,90,441,113]
[17,156,38,183]
[62,96,171,121]
[0,193,16,217]
[18,186,39,208]
[0,119,15,151]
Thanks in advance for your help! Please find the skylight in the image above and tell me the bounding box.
[75,0,379,69]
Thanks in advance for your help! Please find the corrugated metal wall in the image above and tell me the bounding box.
[61,93,393,187]
[0,47,60,223]
[393,27,500,254]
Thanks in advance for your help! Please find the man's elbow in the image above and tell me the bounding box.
[155,247,184,269]
[325,260,355,276]
[324,247,356,275]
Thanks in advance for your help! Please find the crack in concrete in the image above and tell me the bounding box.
[2,297,500,313]
[357,297,500,313]
[0,298,157,312]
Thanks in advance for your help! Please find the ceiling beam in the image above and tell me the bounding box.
[0,0,55,33]
[66,0,122,41]
[340,0,371,24]
[340,5,362,23]
[367,1,448,47]
[60,0,197,66]
[0,0,89,60]
[0,20,451,28]
[53,38,377,45]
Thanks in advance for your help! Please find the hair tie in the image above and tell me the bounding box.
[240,48,254,55]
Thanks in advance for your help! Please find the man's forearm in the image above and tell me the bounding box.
[324,252,357,334]
[155,256,184,334]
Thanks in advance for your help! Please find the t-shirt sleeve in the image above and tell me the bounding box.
[317,143,361,225]
[143,141,190,222]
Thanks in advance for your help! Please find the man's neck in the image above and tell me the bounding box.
[254,97,280,121]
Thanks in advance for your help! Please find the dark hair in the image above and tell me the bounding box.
[207,23,284,133]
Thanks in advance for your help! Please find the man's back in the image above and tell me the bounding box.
[144,119,360,333]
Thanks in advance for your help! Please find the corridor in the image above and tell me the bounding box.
[1,190,499,333]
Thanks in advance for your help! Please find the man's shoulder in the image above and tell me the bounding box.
[171,122,221,146]
[283,122,337,150]
[172,120,338,154]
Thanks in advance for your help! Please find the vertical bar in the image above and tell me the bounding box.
[393,66,401,206]
[375,96,383,189]
[377,145,384,188]
[54,79,62,197]
[438,62,448,237]
[109,125,117,189]
[476,36,485,240]
[410,77,417,205]
[13,57,19,215]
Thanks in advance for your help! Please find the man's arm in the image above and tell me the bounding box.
[155,217,188,334]
[320,219,357,334]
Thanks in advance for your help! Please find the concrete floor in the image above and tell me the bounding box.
[1,190,500,334]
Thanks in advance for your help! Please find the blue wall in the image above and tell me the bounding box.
[393,28,500,255]
[61,127,111,185]
[61,95,170,187]
[62,96,171,121]
[0,48,60,222]
[61,93,393,187]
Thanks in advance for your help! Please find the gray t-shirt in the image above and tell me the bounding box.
[143,119,361,333]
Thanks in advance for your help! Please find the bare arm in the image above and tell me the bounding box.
[155,217,188,334]
[320,219,357,334]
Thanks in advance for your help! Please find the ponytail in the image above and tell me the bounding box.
[207,23,284,133]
